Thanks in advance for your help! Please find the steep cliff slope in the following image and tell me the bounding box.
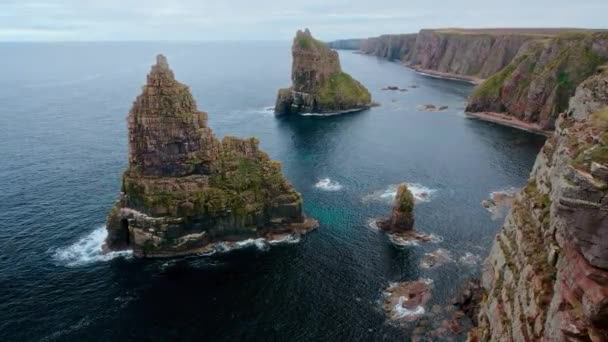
[472,69,608,341]
[105,55,316,257]
[359,34,417,61]
[467,32,608,130]
[275,29,372,115]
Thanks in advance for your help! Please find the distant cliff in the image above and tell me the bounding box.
[359,34,417,61]
[275,29,372,115]
[470,68,608,341]
[467,32,608,130]
[327,39,362,50]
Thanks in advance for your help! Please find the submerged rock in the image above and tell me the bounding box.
[382,279,433,322]
[275,29,372,115]
[420,249,454,269]
[104,55,317,257]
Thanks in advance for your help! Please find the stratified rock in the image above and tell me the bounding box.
[104,55,317,257]
[472,68,608,341]
[275,29,372,115]
[378,184,415,232]
[467,32,608,129]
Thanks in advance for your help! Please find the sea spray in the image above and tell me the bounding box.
[51,226,132,267]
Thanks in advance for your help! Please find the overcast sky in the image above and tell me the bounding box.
[2,0,607,41]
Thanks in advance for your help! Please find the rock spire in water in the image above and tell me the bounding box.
[378,184,415,231]
[275,29,372,115]
[104,54,317,257]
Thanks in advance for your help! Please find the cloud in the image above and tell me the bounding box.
[1,0,607,41]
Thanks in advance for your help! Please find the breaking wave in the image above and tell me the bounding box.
[51,226,132,267]
[314,178,343,191]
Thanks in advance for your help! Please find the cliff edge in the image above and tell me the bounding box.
[104,55,317,257]
[467,32,608,130]
[275,29,372,115]
[471,68,608,341]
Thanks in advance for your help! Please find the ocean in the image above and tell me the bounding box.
[0,41,545,341]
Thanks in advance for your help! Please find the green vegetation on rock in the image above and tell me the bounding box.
[317,72,371,108]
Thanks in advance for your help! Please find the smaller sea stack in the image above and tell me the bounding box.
[275,29,372,115]
[378,184,415,231]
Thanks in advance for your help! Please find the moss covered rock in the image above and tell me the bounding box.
[105,55,317,257]
[378,183,415,232]
[275,29,372,115]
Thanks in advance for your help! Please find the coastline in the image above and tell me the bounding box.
[404,65,484,85]
[465,111,552,136]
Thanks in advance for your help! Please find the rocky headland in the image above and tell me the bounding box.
[104,55,317,257]
[469,67,608,341]
[332,28,608,130]
[326,38,362,50]
[467,32,608,130]
[275,29,372,115]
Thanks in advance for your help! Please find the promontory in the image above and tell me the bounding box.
[275,29,372,115]
[104,55,317,257]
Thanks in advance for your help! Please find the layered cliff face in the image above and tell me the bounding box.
[467,32,608,130]
[275,29,372,115]
[472,70,608,341]
[105,55,317,257]
[406,29,536,79]
[359,34,417,61]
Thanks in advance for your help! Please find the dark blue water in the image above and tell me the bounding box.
[0,42,545,341]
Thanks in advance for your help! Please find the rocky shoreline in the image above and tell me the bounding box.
[465,111,552,136]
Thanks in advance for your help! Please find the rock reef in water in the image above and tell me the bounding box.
[275,29,372,115]
[104,55,317,257]
[377,184,415,232]
[470,68,608,341]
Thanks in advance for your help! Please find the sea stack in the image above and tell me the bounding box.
[104,55,317,257]
[378,184,415,231]
[275,29,372,115]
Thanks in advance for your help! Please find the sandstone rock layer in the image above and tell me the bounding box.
[275,29,372,115]
[471,69,608,341]
[105,55,317,257]
[467,32,608,130]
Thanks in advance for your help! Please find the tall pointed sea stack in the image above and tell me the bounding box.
[105,55,317,257]
[275,29,372,115]
[378,184,415,231]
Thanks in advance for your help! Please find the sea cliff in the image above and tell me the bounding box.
[275,29,372,115]
[467,32,608,130]
[104,55,317,257]
[470,68,608,341]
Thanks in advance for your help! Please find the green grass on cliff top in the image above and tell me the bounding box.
[317,72,371,107]
[297,34,327,50]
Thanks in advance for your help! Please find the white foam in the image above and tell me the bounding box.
[314,178,343,191]
[392,298,426,319]
[364,183,437,204]
[388,234,420,247]
[51,226,132,267]
[459,252,482,265]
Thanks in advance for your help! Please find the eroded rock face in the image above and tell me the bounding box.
[467,32,608,130]
[471,69,608,341]
[105,55,317,257]
[275,29,372,115]
[378,184,415,232]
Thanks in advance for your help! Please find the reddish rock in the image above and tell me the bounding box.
[377,184,415,232]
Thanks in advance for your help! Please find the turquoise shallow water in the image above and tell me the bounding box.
[0,42,545,341]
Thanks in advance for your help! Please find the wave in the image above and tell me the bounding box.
[314,178,343,191]
[51,226,132,267]
[363,183,437,204]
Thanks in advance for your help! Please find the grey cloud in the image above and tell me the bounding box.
[1,0,607,41]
